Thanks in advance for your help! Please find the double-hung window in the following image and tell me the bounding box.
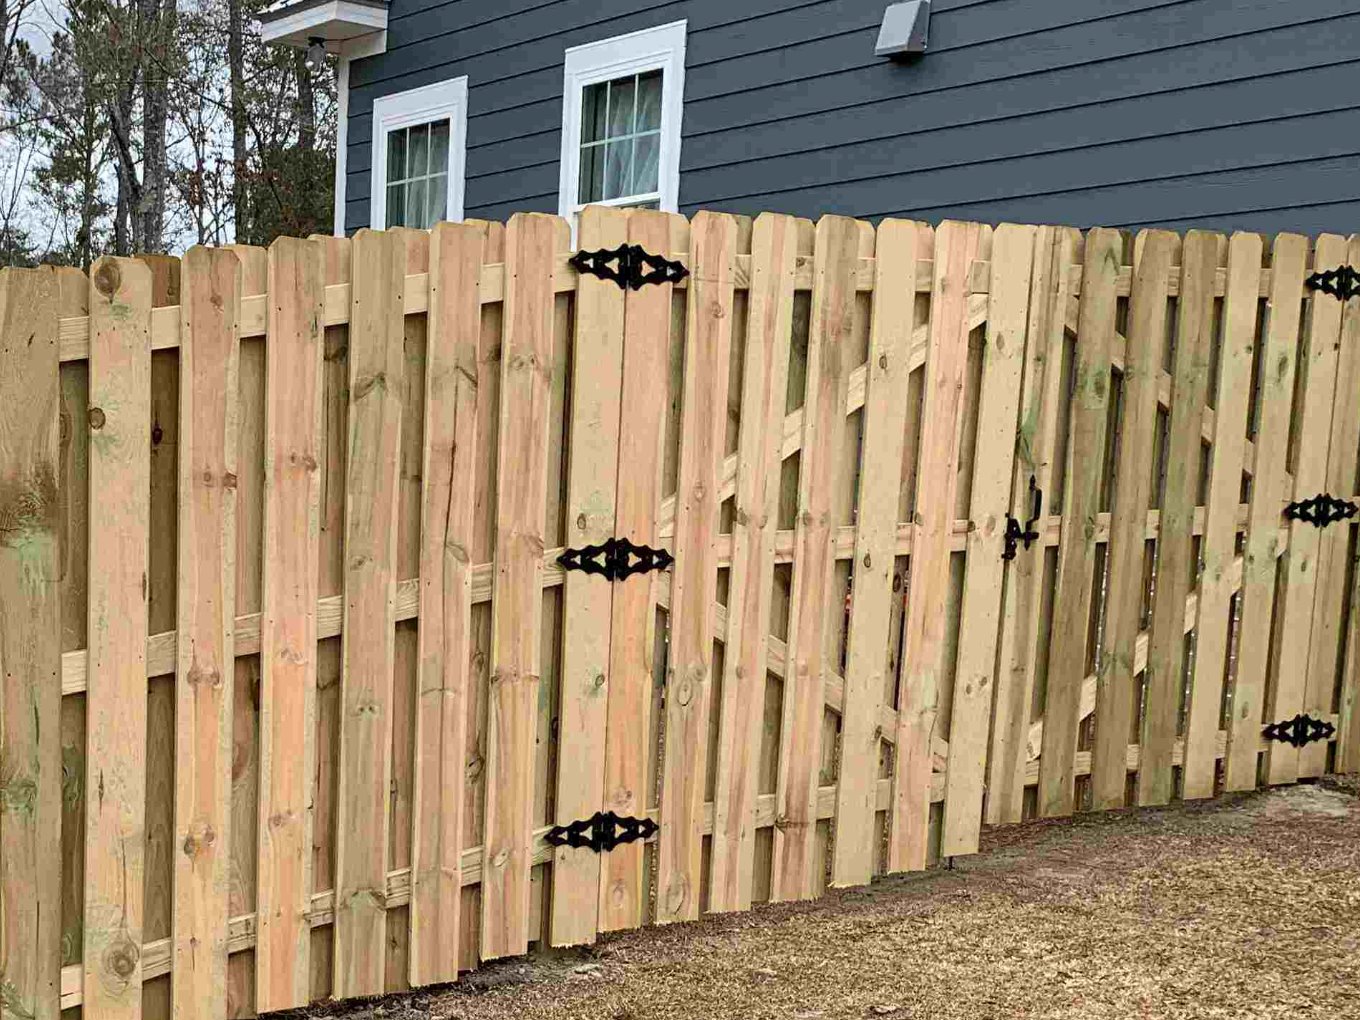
[559,21,686,223]
[371,77,468,230]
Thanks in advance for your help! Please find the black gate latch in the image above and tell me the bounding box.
[1002,477,1043,561]
[558,537,672,582]
[1283,493,1358,529]
[569,243,689,290]
[1262,713,1336,748]
[1305,265,1360,301]
[546,811,658,853]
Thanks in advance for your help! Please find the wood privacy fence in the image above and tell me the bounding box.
[2,208,1359,1020]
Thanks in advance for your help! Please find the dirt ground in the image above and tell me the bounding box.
[309,777,1360,1020]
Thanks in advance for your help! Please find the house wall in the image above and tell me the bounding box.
[344,0,1360,234]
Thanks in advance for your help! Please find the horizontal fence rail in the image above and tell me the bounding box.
[2,210,1358,1020]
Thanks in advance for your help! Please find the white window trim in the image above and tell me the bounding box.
[558,20,686,222]
[370,76,468,230]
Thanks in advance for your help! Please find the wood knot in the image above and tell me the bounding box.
[152,422,164,446]
[222,472,238,490]
[104,934,139,980]
[93,261,122,297]
[466,755,484,781]
[88,407,106,430]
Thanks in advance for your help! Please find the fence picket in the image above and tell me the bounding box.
[831,219,919,885]
[1038,228,1121,818]
[658,210,740,921]
[333,229,406,995]
[549,206,627,946]
[255,238,324,1012]
[1261,234,1346,786]
[599,210,688,930]
[1226,234,1309,791]
[986,227,1079,825]
[770,215,866,898]
[892,221,989,869]
[172,248,241,1020]
[408,223,484,986]
[481,213,565,957]
[0,267,62,1020]
[1138,231,1218,805]
[942,223,1032,856]
[1089,230,1176,809]
[1302,234,1360,778]
[1183,232,1260,799]
[84,257,153,1020]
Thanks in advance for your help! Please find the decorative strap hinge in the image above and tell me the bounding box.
[1283,493,1358,529]
[1002,476,1043,561]
[1262,713,1335,749]
[557,537,673,582]
[569,243,689,290]
[545,811,658,853]
[1305,265,1360,301]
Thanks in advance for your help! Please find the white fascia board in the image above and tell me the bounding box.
[260,0,388,47]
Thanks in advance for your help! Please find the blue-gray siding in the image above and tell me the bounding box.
[345,0,1360,234]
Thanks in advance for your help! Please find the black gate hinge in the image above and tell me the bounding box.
[1002,476,1043,561]
[1283,493,1359,529]
[569,243,689,290]
[1262,713,1336,749]
[546,811,658,853]
[558,537,673,582]
[1305,265,1360,301]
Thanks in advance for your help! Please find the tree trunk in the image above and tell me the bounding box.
[294,47,315,151]
[228,0,248,242]
[139,0,176,253]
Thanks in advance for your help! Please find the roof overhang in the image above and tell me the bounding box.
[259,0,388,48]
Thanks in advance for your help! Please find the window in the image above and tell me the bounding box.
[559,21,685,222]
[371,77,467,230]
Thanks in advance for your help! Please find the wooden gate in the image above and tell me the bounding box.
[1,211,1358,1020]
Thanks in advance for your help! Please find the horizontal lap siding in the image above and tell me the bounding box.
[345,0,1360,232]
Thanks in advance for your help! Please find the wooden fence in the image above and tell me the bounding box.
[2,208,1359,1020]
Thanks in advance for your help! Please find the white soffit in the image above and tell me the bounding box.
[259,0,388,48]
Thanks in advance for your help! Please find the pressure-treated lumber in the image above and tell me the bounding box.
[83,257,153,1020]
[334,230,407,996]
[172,248,240,1020]
[255,238,325,1013]
[1183,232,1261,799]
[986,227,1079,825]
[480,214,565,958]
[658,211,741,921]
[550,206,627,946]
[599,210,688,931]
[831,219,920,885]
[1262,234,1346,786]
[892,221,989,871]
[1089,230,1176,809]
[0,267,62,1020]
[942,223,1032,856]
[1226,234,1309,792]
[1038,228,1121,818]
[1138,231,1218,805]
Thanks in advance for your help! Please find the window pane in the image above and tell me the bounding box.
[427,173,447,225]
[429,121,450,176]
[387,128,407,183]
[410,123,430,179]
[579,142,604,204]
[408,178,428,227]
[607,75,636,140]
[636,70,663,132]
[387,182,406,227]
[603,138,631,201]
[581,81,609,145]
[632,132,660,196]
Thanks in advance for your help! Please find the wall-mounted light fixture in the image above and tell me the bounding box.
[305,36,327,71]
[875,1,930,59]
